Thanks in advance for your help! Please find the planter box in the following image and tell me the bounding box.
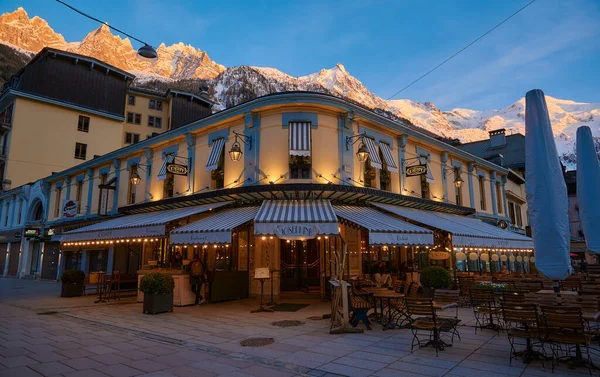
[143,292,173,314]
[61,282,83,297]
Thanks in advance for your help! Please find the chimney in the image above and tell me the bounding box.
[489,128,506,148]
[485,154,504,166]
[199,84,209,96]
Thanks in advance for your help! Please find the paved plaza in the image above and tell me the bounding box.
[0,278,596,377]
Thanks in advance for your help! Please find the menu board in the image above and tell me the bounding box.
[254,267,270,279]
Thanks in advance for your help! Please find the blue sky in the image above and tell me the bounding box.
[3,0,600,110]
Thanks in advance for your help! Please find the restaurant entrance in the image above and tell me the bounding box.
[280,239,320,292]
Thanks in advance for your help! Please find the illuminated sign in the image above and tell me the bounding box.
[166,163,188,176]
[406,164,428,177]
[24,229,40,238]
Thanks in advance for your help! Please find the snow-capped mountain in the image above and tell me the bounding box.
[0,7,598,167]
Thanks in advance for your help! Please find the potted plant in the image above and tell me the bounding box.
[419,266,451,298]
[60,269,85,297]
[139,272,175,314]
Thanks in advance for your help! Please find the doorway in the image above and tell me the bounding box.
[41,242,60,280]
[280,239,320,292]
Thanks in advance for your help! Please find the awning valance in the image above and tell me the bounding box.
[289,122,311,156]
[363,137,382,169]
[206,138,226,171]
[379,143,398,173]
[170,206,259,245]
[157,154,175,181]
[334,205,433,245]
[254,200,338,239]
[371,202,533,249]
[61,202,231,243]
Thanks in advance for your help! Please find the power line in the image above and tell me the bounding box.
[387,0,537,100]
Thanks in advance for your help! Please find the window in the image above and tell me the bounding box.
[54,186,62,218]
[77,116,89,132]
[74,143,87,160]
[149,99,163,110]
[508,202,516,225]
[17,199,22,224]
[125,132,140,144]
[3,203,9,227]
[148,116,162,128]
[290,155,312,180]
[164,172,175,198]
[126,112,142,125]
[128,165,137,204]
[76,181,83,214]
[478,175,486,210]
[288,122,312,179]
[454,167,462,206]
[128,95,136,106]
[420,174,430,199]
[100,173,107,185]
[379,151,390,191]
[211,147,225,189]
[515,204,523,227]
[496,182,503,214]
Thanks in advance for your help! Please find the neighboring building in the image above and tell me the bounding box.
[0,48,213,189]
[459,129,529,234]
[0,92,531,297]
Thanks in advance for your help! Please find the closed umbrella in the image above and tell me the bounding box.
[576,126,600,253]
[525,89,570,285]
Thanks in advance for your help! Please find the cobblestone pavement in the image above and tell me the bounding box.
[0,277,597,377]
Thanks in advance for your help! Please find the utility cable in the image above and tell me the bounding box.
[387,0,537,99]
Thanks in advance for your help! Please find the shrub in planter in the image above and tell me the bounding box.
[60,269,85,297]
[139,272,175,314]
[420,266,452,298]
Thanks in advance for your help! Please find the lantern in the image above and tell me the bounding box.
[455,252,467,261]
[509,255,516,262]
[491,254,499,262]
[469,252,479,261]
[524,256,530,263]
[516,256,523,262]
[501,255,508,262]
[530,257,536,263]
[480,253,489,262]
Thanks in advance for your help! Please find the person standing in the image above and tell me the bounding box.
[189,259,207,305]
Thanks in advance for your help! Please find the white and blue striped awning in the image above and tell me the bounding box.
[379,142,398,173]
[157,153,175,181]
[170,207,259,245]
[206,137,226,171]
[370,202,533,249]
[363,137,382,169]
[254,200,338,239]
[289,122,311,156]
[334,205,433,245]
[418,156,435,184]
[61,202,232,243]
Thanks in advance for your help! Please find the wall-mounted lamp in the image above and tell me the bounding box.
[229,130,252,162]
[443,166,464,188]
[345,131,369,162]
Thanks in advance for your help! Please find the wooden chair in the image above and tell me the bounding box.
[349,289,373,330]
[540,305,593,373]
[501,302,543,365]
[470,288,502,333]
[404,297,445,355]
[515,280,544,293]
[458,276,475,306]
[407,282,420,298]
[434,289,461,342]
[560,279,581,292]
[392,280,405,294]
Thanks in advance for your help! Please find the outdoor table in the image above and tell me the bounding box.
[363,287,390,321]
[373,291,405,330]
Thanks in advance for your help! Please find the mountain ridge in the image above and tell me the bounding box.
[0,7,598,168]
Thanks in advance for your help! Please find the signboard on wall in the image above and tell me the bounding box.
[429,251,450,260]
[254,267,270,279]
[166,163,188,176]
[406,164,428,177]
[62,200,78,219]
[24,228,40,238]
[98,188,109,216]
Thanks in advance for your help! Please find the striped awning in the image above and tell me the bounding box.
[206,138,226,171]
[379,143,398,173]
[363,137,382,169]
[254,200,338,239]
[289,122,311,156]
[170,207,259,245]
[370,202,533,249]
[418,156,435,184]
[334,205,433,245]
[61,202,232,243]
[157,154,175,181]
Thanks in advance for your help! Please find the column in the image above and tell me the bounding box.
[86,168,94,216]
[106,244,115,273]
[81,250,89,274]
[144,148,153,201]
[489,171,498,216]
[36,242,44,277]
[56,249,65,281]
[467,162,475,209]
[18,240,29,278]
[501,175,509,219]
[111,159,120,214]
[186,133,196,193]
[397,135,407,193]
[441,151,449,203]
[3,242,9,277]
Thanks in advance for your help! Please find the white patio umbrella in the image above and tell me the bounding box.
[525,89,570,283]
[576,126,600,253]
